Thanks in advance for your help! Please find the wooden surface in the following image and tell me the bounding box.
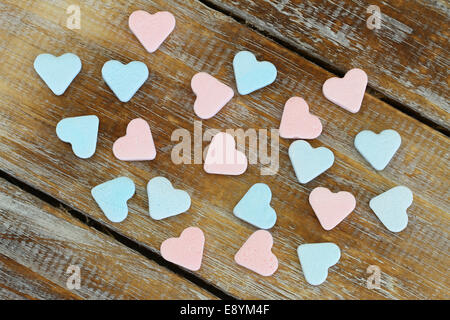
[0,0,448,299]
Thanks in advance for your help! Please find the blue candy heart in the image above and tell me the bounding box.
[56,115,99,159]
[147,176,191,220]
[297,243,340,286]
[370,186,412,232]
[233,183,276,229]
[233,51,277,95]
[102,60,149,102]
[354,129,401,171]
[91,177,135,223]
[34,53,82,95]
[289,140,334,184]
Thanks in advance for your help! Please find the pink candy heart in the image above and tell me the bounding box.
[322,68,368,113]
[191,72,234,119]
[113,118,156,161]
[160,227,205,271]
[204,132,247,175]
[129,10,176,53]
[309,187,356,230]
[235,230,278,276]
[279,97,322,139]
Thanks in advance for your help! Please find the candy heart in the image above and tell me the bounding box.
[309,187,356,230]
[191,72,234,119]
[233,51,277,95]
[369,186,412,232]
[288,140,334,184]
[204,132,248,175]
[56,115,99,159]
[297,243,340,285]
[160,227,205,271]
[354,129,401,171]
[91,177,135,223]
[102,60,149,102]
[233,183,276,229]
[113,118,156,161]
[34,53,81,95]
[322,68,367,113]
[129,10,176,53]
[235,230,278,276]
[279,97,322,139]
[147,176,191,220]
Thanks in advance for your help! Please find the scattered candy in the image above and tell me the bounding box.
[369,186,412,232]
[34,53,81,95]
[322,68,367,113]
[161,227,205,271]
[297,243,340,285]
[279,97,322,139]
[91,177,135,223]
[113,118,156,161]
[235,230,278,276]
[288,140,334,184]
[56,115,99,159]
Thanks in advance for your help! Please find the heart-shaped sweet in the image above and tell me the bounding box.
[191,72,234,119]
[160,227,205,271]
[309,187,356,230]
[279,97,322,139]
[129,10,176,53]
[147,176,191,220]
[354,129,401,171]
[113,118,156,161]
[233,51,277,95]
[56,115,99,159]
[34,53,81,95]
[204,132,248,175]
[233,183,276,229]
[369,186,412,232]
[288,140,334,184]
[322,68,367,113]
[235,230,278,276]
[102,60,149,102]
[297,243,341,285]
[91,177,135,223]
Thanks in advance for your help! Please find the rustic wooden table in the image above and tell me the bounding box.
[0,0,448,299]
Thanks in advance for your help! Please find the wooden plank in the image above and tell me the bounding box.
[0,179,215,299]
[206,0,450,130]
[0,0,448,299]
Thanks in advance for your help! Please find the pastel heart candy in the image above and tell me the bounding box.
[235,230,278,276]
[102,60,149,102]
[129,10,175,53]
[204,132,248,175]
[191,72,234,119]
[34,53,81,95]
[56,115,99,159]
[91,177,135,223]
[322,68,367,113]
[309,187,356,230]
[288,140,334,184]
[160,227,205,271]
[147,176,191,220]
[233,51,277,95]
[370,186,412,232]
[233,183,276,229]
[297,243,340,285]
[279,97,323,139]
[354,129,401,171]
[113,118,156,161]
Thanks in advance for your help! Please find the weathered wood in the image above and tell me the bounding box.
[0,0,448,299]
[0,179,215,299]
[207,0,450,130]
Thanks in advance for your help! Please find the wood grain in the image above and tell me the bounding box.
[0,178,215,299]
[0,0,448,299]
[207,0,450,130]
